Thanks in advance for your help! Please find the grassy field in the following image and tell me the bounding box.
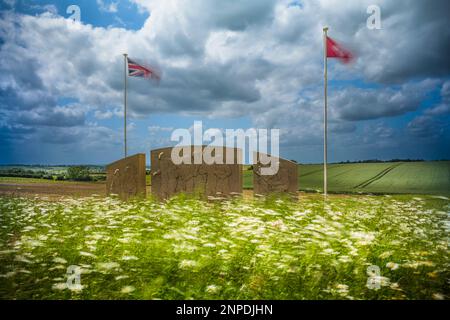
[0,165,104,174]
[0,194,448,299]
[243,161,450,195]
[0,177,100,184]
[0,166,68,174]
[1,161,449,195]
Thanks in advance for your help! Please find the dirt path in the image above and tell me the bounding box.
[0,182,352,200]
[0,182,251,199]
[0,182,107,198]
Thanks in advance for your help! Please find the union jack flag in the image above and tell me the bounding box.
[127,58,161,80]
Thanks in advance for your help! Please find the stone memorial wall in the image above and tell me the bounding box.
[151,146,242,199]
[253,153,298,195]
[106,153,146,200]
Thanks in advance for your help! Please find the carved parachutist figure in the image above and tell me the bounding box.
[124,164,138,197]
[255,159,290,193]
[213,165,233,194]
[110,168,120,194]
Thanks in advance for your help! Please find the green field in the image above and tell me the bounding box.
[2,161,449,195]
[0,194,448,299]
[244,161,450,195]
[0,177,90,184]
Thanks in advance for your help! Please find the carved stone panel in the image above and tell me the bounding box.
[151,146,243,199]
[253,153,298,195]
[106,153,146,200]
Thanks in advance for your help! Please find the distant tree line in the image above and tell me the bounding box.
[0,166,106,182]
[334,159,426,164]
[295,159,449,165]
[0,168,52,179]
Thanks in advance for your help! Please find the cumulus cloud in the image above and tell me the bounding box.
[425,81,450,116]
[407,115,446,139]
[332,80,438,121]
[2,0,15,8]
[425,104,450,116]
[0,0,449,163]
[0,123,35,142]
[97,0,118,13]
[15,105,85,127]
[148,125,174,134]
[353,1,450,82]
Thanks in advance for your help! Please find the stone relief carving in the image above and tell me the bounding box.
[106,153,146,200]
[151,146,242,199]
[253,153,298,195]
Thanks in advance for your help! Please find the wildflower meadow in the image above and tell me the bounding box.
[0,194,448,300]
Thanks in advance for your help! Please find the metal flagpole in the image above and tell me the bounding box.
[323,27,328,196]
[123,53,128,158]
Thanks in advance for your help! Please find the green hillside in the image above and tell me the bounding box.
[244,161,450,195]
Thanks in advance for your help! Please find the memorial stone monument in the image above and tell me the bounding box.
[253,153,298,195]
[106,153,146,200]
[151,146,242,199]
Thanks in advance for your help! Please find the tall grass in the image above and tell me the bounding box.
[0,194,448,299]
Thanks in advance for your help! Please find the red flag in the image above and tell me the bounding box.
[326,36,353,63]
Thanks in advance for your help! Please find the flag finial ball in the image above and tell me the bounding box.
[323,27,329,32]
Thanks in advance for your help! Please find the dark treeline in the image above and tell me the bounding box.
[0,166,106,182]
[0,164,105,169]
[334,159,426,164]
[0,168,51,179]
[298,159,449,165]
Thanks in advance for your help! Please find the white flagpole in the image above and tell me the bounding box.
[323,27,328,196]
[123,53,128,158]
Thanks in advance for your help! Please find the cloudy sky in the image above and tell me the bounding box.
[0,0,449,165]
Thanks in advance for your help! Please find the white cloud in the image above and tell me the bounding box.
[16,104,86,127]
[3,0,15,7]
[94,108,123,119]
[0,0,449,162]
[407,115,446,139]
[97,0,119,13]
[425,104,450,116]
[148,126,174,133]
